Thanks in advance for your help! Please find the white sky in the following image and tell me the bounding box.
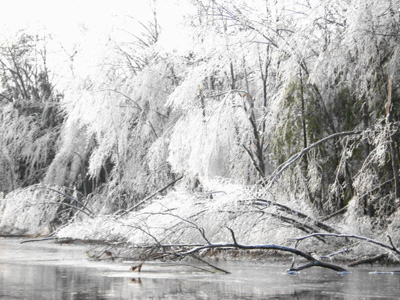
[0,0,191,48]
[0,0,192,84]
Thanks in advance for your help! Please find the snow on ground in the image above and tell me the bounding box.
[56,181,299,247]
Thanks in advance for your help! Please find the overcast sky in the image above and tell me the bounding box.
[0,0,190,46]
[0,0,192,84]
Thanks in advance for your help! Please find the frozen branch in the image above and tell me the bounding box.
[32,201,93,218]
[320,248,351,260]
[291,233,400,255]
[268,212,326,242]
[266,130,363,188]
[251,198,339,233]
[42,187,93,216]
[175,239,347,273]
[121,175,183,215]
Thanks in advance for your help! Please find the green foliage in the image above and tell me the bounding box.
[271,79,325,163]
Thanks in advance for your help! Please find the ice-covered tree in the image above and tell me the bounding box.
[0,32,63,193]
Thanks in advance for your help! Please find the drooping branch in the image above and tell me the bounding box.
[31,201,93,218]
[135,209,211,244]
[43,187,93,216]
[291,233,400,255]
[266,130,363,188]
[268,212,326,242]
[218,208,325,241]
[321,179,394,221]
[251,198,339,233]
[121,175,183,215]
[321,205,348,221]
[243,145,265,178]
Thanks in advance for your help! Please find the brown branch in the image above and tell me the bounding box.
[348,254,387,267]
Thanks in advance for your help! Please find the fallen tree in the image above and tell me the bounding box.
[118,227,348,274]
[95,228,400,275]
[41,184,400,275]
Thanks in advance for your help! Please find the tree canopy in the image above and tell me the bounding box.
[1,0,400,251]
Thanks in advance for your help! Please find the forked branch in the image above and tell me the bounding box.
[173,229,347,273]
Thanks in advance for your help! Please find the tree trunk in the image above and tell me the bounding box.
[386,75,400,199]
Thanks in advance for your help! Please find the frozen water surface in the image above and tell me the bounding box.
[0,238,399,299]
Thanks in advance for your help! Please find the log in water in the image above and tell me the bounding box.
[0,238,399,299]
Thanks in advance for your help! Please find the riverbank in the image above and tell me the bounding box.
[2,184,400,269]
[6,234,396,273]
[1,237,400,300]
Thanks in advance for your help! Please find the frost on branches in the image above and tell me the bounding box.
[0,0,400,258]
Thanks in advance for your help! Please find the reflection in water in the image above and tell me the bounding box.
[0,239,400,299]
[0,264,120,300]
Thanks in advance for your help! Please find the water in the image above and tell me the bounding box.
[0,238,400,299]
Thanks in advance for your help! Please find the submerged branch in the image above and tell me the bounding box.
[175,241,347,273]
[286,260,348,273]
[191,255,231,274]
[348,254,387,267]
[20,236,58,244]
